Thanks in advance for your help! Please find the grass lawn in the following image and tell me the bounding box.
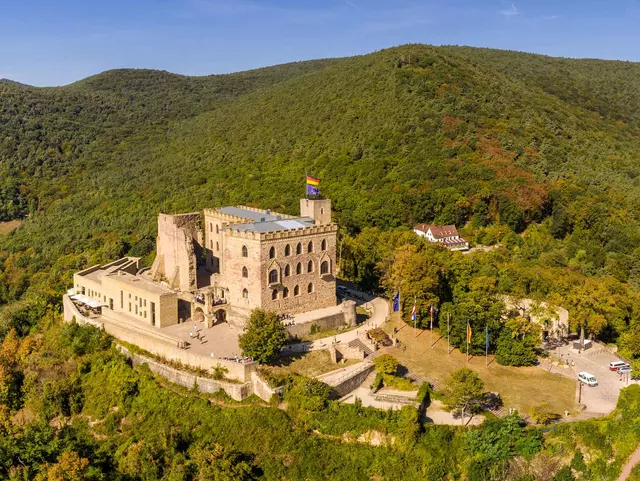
[0,220,21,235]
[266,350,359,378]
[381,313,577,416]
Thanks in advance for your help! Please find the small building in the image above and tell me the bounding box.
[413,224,469,251]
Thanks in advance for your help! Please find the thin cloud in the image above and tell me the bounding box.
[343,0,362,10]
[500,3,520,17]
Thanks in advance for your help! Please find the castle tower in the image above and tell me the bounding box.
[300,198,331,225]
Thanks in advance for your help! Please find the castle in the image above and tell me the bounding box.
[70,197,341,330]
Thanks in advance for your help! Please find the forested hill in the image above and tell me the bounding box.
[0,59,338,219]
[3,44,640,305]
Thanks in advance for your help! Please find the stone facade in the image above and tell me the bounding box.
[70,197,338,330]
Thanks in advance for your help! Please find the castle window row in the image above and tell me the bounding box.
[255,260,331,284]
[264,239,328,260]
[271,283,314,300]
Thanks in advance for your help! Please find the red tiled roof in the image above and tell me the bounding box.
[414,224,460,239]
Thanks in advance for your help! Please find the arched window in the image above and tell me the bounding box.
[320,208,324,215]
[209,222,213,232]
[210,240,213,249]
[269,246,276,259]
[307,260,314,273]
[308,241,313,253]
[296,243,302,255]
[285,244,291,256]
[216,224,219,234]
[242,245,248,257]
[216,242,219,251]
[283,287,289,298]
[296,263,302,275]
[269,269,278,284]
[242,289,248,298]
[284,264,291,277]
[321,261,329,275]
[294,285,300,296]
[272,289,278,300]
[242,266,248,278]
[307,283,314,293]
[321,239,327,251]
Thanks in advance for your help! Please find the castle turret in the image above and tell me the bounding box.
[300,198,331,225]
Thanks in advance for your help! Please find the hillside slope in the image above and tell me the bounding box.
[2,44,640,303]
[0,59,338,219]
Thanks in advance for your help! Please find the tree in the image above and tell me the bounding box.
[238,309,287,364]
[374,354,398,376]
[40,452,89,481]
[192,443,254,481]
[553,466,576,481]
[444,368,485,424]
[495,317,540,367]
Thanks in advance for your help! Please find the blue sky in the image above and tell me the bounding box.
[2,0,640,86]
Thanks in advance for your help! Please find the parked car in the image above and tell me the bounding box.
[578,372,598,386]
[567,333,579,341]
[610,361,630,371]
[617,367,633,375]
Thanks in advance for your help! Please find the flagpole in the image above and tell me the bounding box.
[447,312,450,355]
[484,306,490,366]
[414,296,417,338]
[466,321,469,362]
[430,305,433,349]
[305,172,308,200]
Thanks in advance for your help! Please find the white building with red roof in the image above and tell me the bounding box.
[413,224,469,251]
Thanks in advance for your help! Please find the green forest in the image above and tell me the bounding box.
[2,44,640,478]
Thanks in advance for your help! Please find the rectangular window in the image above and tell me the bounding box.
[151,302,156,326]
[129,303,131,312]
[120,291,123,309]
[135,306,138,315]
[144,299,147,307]
[144,311,147,318]
[109,298,114,310]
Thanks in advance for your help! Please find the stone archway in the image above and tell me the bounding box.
[193,307,205,323]
[215,309,227,324]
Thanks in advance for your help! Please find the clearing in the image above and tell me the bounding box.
[0,220,22,235]
[380,313,577,417]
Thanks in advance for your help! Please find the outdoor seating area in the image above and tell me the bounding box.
[67,289,105,317]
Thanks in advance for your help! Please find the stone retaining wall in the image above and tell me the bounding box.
[327,363,375,399]
[63,295,254,382]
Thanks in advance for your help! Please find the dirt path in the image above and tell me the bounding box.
[617,446,640,481]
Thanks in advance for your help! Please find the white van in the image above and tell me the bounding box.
[609,361,629,371]
[578,372,598,387]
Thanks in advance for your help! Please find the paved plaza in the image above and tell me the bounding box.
[551,343,637,415]
[163,320,242,359]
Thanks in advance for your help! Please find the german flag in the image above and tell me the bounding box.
[306,175,320,186]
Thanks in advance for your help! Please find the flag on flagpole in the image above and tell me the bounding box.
[467,322,472,343]
[410,300,417,321]
[306,175,320,186]
[392,291,400,312]
[485,325,490,350]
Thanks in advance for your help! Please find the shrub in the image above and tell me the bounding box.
[374,354,398,376]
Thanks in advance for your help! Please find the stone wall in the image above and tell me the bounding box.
[259,228,337,315]
[327,362,375,399]
[150,213,201,292]
[63,295,254,382]
[286,312,346,338]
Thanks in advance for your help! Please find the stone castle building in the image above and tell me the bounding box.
[71,197,342,329]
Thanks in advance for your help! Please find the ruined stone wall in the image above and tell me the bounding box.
[285,312,346,338]
[150,213,201,292]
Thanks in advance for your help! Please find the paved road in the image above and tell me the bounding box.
[285,289,389,353]
[617,446,640,481]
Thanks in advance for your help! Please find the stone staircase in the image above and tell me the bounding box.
[348,338,375,357]
[405,371,441,390]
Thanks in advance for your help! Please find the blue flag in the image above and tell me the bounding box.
[485,325,490,350]
[392,291,400,312]
[306,184,319,196]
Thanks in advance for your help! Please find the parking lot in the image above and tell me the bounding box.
[551,343,635,415]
